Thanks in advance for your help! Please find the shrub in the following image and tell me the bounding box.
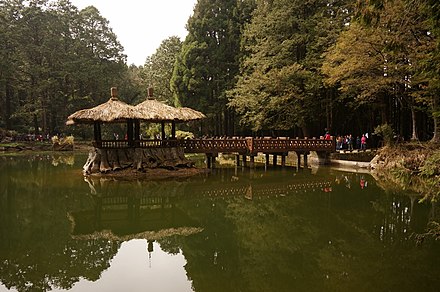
[52,135,74,145]
[419,150,440,177]
[374,123,395,146]
[176,130,194,139]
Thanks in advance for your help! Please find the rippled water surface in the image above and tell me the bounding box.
[1,153,439,292]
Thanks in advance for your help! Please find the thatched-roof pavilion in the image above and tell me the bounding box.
[67,87,206,142]
[66,87,206,174]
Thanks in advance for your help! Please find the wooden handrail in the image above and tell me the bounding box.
[93,137,335,153]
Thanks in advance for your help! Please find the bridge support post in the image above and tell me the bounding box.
[273,154,278,167]
[303,152,309,167]
[265,153,270,169]
[249,155,255,168]
[235,154,240,167]
[206,154,212,169]
[242,154,247,167]
[296,152,301,169]
[281,154,286,168]
[212,155,216,168]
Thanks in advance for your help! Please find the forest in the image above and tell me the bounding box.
[1,0,439,144]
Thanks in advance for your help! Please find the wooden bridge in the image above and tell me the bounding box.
[94,137,334,154]
[179,137,334,154]
[94,137,335,167]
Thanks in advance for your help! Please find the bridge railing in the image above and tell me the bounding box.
[244,137,334,153]
[252,137,334,153]
[93,139,179,149]
[179,138,249,153]
[93,137,335,153]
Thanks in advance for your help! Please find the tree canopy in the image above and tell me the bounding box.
[1,0,439,142]
[0,0,126,137]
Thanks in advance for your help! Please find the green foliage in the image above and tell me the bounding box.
[323,0,440,139]
[229,0,353,134]
[52,135,74,146]
[171,0,254,135]
[1,0,439,142]
[374,124,395,146]
[141,36,182,106]
[419,150,440,177]
[142,124,161,139]
[176,130,195,139]
[0,0,127,136]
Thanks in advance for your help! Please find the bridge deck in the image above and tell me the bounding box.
[93,137,335,154]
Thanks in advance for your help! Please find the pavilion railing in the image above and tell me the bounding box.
[93,137,335,153]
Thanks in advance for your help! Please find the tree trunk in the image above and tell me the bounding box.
[326,88,334,132]
[431,95,440,143]
[224,108,229,136]
[5,80,13,129]
[41,100,48,135]
[33,114,39,135]
[301,126,310,138]
[410,104,418,141]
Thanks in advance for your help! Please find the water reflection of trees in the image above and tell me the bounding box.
[0,239,119,291]
[177,171,440,292]
[0,155,119,292]
[1,157,440,292]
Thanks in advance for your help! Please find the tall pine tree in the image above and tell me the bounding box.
[171,0,254,136]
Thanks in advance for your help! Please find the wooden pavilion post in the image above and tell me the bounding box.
[93,122,98,141]
[134,120,140,146]
[127,119,134,146]
[171,121,176,139]
[93,121,101,146]
[161,122,166,140]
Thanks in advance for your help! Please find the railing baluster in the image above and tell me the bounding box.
[93,137,334,153]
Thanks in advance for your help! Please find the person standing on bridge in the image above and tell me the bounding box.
[361,134,367,150]
[356,136,361,149]
[347,134,353,151]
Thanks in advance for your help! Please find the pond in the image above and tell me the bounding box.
[0,153,439,292]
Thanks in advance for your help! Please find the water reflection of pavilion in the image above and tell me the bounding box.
[72,188,200,237]
[71,174,333,238]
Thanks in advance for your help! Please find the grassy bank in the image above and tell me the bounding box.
[371,142,440,199]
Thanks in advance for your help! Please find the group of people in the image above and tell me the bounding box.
[9,133,62,142]
[324,131,368,151]
[336,134,368,151]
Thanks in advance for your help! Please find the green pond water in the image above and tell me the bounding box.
[0,153,439,292]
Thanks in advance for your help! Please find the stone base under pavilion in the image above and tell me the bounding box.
[83,147,195,175]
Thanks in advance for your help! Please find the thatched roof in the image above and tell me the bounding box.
[66,87,206,125]
[67,88,137,125]
[178,107,207,121]
[134,98,206,122]
[134,98,180,122]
